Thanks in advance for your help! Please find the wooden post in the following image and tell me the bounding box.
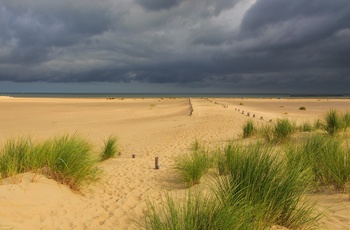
[155,157,159,169]
[132,154,135,158]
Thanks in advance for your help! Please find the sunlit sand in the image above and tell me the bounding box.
[1,96,350,229]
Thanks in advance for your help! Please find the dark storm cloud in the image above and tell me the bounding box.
[0,1,114,64]
[135,0,183,11]
[0,0,350,93]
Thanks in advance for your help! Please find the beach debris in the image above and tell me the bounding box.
[132,154,136,158]
[155,157,159,169]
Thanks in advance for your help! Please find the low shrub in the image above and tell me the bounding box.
[299,107,306,110]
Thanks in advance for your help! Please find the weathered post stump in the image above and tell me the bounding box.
[155,157,159,169]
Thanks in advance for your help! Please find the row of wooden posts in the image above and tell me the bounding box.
[235,108,273,122]
[206,98,273,122]
[205,98,229,108]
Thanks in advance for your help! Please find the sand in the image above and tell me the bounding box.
[0,96,350,229]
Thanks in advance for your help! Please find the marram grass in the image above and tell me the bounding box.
[324,109,343,135]
[143,143,320,229]
[274,118,295,142]
[141,191,253,230]
[286,134,350,191]
[100,136,118,161]
[216,143,319,229]
[44,134,100,190]
[0,134,101,191]
[242,120,255,138]
[175,140,212,186]
[0,137,33,179]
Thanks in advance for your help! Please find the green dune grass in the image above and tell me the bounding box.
[0,134,100,191]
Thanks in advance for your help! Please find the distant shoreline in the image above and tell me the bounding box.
[1,92,349,99]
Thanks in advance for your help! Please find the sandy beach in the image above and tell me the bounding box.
[1,96,350,229]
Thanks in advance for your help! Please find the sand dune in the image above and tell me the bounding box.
[0,97,350,229]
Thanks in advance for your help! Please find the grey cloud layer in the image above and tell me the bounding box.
[0,0,349,92]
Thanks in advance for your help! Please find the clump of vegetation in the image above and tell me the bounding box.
[299,106,306,110]
[313,118,323,130]
[300,121,313,132]
[150,104,156,109]
[39,134,100,190]
[256,119,295,143]
[0,134,101,190]
[175,140,212,186]
[274,119,295,142]
[342,111,350,130]
[144,143,320,229]
[215,143,318,229]
[286,134,350,191]
[0,137,34,179]
[259,124,274,142]
[242,120,255,138]
[142,191,250,230]
[100,136,118,161]
[324,110,344,135]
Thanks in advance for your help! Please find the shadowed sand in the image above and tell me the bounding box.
[0,97,350,229]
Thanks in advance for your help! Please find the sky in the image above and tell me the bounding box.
[0,0,350,94]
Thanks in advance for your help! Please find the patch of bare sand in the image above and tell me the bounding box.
[0,97,350,229]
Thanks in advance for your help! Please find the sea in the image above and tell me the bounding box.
[0,93,349,99]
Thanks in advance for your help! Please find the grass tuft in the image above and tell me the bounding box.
[286,134,350,191]
[242,120,255,138]
[300,121,313,132]
[342,111,350,130]
[175,141,211,186]
[216,143,319,229]
[100,136,118,161]
[45,134,100,190]
[274,119,294,142]
[0,137,33,179]
[141,191,251,230]
[0,134,100,191]
[324,109,343,135]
